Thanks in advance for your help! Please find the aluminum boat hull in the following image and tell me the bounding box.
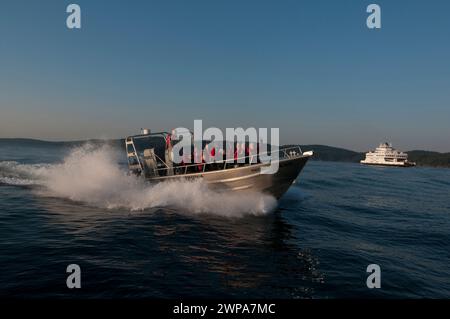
[145,154,311,199]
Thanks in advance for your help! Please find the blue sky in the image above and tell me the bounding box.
[0,0,449,151]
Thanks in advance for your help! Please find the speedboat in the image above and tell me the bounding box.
[124,130,313,199]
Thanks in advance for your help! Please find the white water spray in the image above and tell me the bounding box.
[0,144,277,216]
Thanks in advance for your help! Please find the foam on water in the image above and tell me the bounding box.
[0,161,51,186]
[0,144,276,216]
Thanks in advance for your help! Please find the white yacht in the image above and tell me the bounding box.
[361,142,416,167]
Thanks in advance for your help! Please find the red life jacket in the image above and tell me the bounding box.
[165,134,171,148]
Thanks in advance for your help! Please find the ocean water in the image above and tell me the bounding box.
[0,140,449,298]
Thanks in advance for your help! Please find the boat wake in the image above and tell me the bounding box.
[0,144,276,216]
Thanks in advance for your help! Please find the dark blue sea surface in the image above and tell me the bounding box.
[0,140,449,298]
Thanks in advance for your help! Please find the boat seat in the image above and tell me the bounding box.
[143,148,159,177]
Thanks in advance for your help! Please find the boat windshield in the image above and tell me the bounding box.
[133,135,167,164]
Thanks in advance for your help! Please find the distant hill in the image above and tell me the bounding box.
[0,138,123,148]
[0,138,65,146]
[300,144,364,162]
[1,138,449,168]
[407,150,450,168]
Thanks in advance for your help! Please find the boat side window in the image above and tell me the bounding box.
[127,144,135,154]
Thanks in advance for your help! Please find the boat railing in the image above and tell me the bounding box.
[147,145,305,176]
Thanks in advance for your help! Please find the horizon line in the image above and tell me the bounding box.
[0,137,448,154]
